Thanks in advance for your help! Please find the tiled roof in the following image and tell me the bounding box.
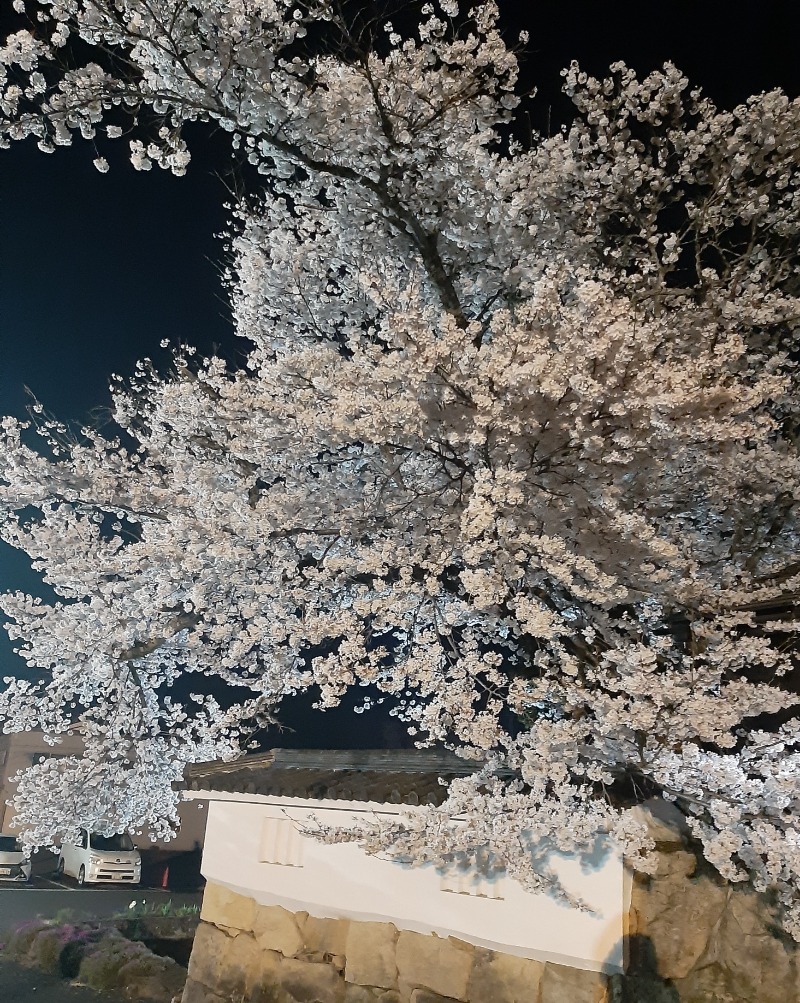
[183,748,486,806]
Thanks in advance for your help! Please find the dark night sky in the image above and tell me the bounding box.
[0,1,797,748]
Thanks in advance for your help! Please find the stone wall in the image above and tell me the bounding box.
[621,802,800,1003]
[183,803,800,1003]
[182,882,606,1003]
[623,819,800,1003]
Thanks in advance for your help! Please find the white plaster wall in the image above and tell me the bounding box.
[188,791,626,973]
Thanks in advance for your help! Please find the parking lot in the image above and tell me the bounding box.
[25,871,146,890]
[0,848,201,928]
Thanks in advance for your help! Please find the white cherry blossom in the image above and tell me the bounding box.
[1,0,799,934]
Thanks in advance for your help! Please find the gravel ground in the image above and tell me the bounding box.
[0,959,127,1003]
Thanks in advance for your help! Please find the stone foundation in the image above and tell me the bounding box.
[182,882,606,1003]
[184,808,800,1003]
[624,847,800,1002]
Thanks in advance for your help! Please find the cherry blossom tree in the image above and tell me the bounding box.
[1,0,800,929]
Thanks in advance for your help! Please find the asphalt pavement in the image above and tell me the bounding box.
[0,958,127,1003]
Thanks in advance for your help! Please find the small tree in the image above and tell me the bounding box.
[1,0,800,928]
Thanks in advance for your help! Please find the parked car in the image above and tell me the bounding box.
[57,828,141,886]
[0,834,31,882]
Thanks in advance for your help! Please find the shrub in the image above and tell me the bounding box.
[3,910,190,999]
[79,934,151,992]
[3,919,51,960]
[117,953,187,1003]
[58,923,105,978]
[29,928,65,973]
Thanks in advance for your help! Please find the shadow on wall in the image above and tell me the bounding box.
[607,935,681,1002]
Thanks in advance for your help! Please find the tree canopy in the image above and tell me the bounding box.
[1,0,799,929]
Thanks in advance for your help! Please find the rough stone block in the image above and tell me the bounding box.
[249,978,303,1003]
[627,799,689,848]
[652,849,697,881]
[343,985,380,1003]
[538,963,608,1003]
[279,957,345,1003]
[254,903,305,957]
[187,921,233,990]
[200,882,257,933]
[187,921,287,1000]
[344,922,398,990]
[670,964,741,1003]
[220,934,264,997]
[181,977,228,1003]
[467,950,545,1003]
[409,990,462,1003]
[395,931,473,1001]
[633,871,727,979]
[703,893,794,1002]
[304,915,351,958]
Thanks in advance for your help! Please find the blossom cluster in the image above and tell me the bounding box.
[1,0,799,933]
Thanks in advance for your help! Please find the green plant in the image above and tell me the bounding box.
[119,899,200,920]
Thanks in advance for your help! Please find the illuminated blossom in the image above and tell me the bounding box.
[1,0,799,935]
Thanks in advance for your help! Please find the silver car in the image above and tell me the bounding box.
[57,828,141,886]
[0,835,31,882]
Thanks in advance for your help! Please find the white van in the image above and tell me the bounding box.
[57,828,141,886]
[0,835,31,882]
